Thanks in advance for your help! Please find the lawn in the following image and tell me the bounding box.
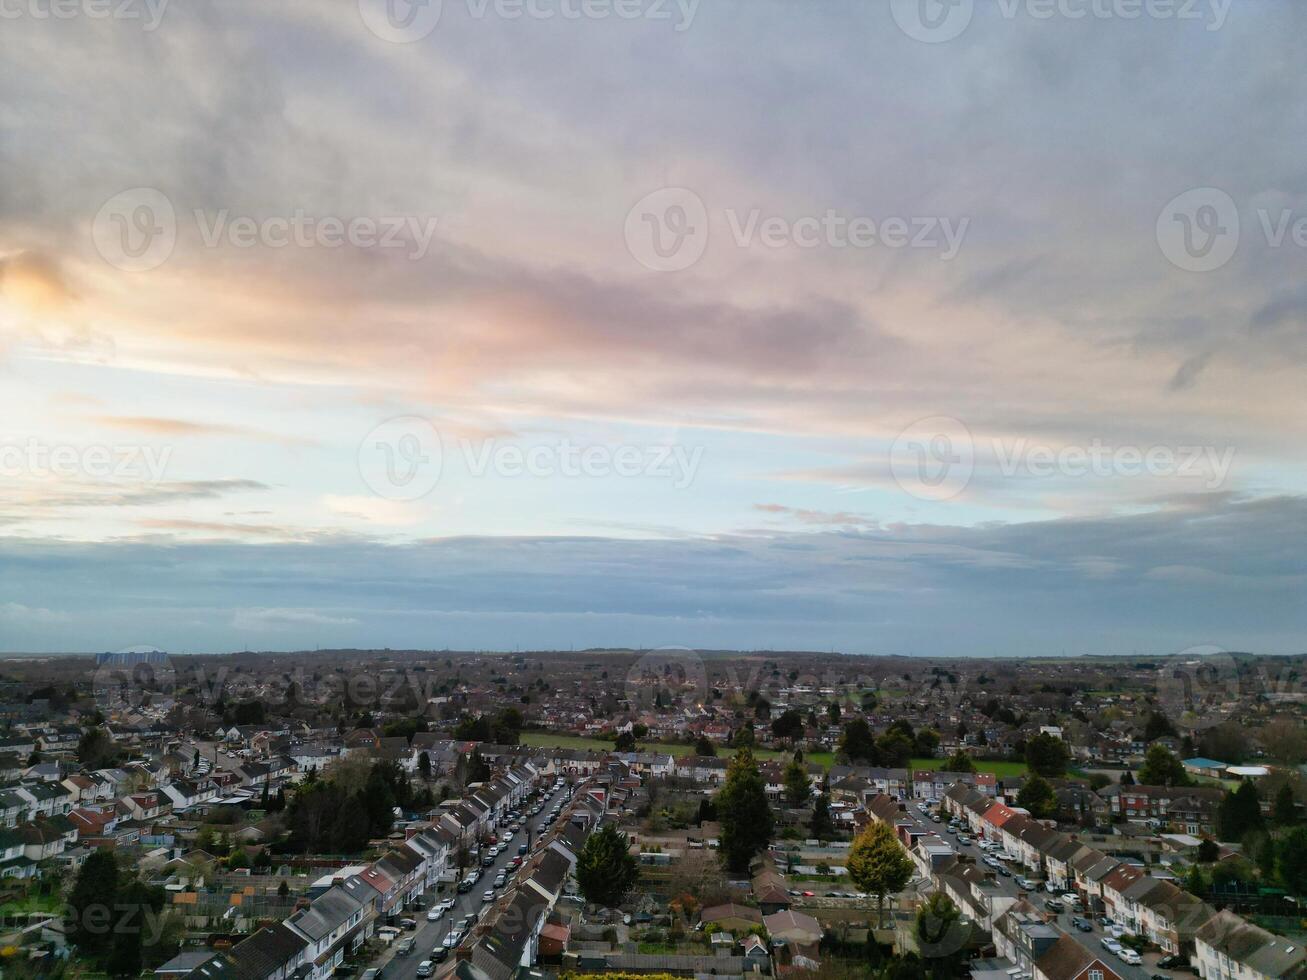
[911,757,1029,777]
[519,731,836,770]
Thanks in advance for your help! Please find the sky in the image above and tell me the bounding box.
[1,0,1304,656]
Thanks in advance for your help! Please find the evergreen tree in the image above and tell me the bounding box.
[1024,733,1070,777]
[783,755,812,808]
[715,748,773,872]
[575,823,639,908]
[1138,744,1190,787]
[1272,784,1297,826]
[1280,827,1307,896]
[1016,774,1058,819]
[68,850,120,955]
[811,793,834,840]
[1217,781,1263,841]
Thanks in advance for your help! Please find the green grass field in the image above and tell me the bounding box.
[910,757,1029,777]
[519,731,835,770]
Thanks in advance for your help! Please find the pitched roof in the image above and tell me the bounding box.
[1197,910,1306,979]
[1036,934,1121,980]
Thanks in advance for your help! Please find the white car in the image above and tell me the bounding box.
[482,889,495,902]
[416,962,434,978]
[1101,938,1123,955]
[1118,949,1141,966]
[426,908,444,921]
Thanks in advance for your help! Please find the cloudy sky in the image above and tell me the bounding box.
[1,0,1304,655]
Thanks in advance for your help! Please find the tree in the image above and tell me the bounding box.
[575,823,639,908]
[715,748,773,872]
[78,726,118,770]
[278,880,290,897]
[1143,712,1178,741]
[694,736,716,756]
[1197,837,1220,862]
[1279,827,1307,896]
[783,755,811,808]
[914,729,941,758]
[847,821,914,927]
[876,731,914,769]
[944,751,975,774]
[771,710,805,742]
[828,703,841,725]
[418,751,432,782]
[1217,781,1263,841]
[1025,733,1070,777]
[915,892,969,971]
[840,719,877,763]
[613,730,637,752]
[68,850,120,955]
[1138,744,1190,787]
[1016,774,1058,819]
[1273,783,1297,826]
[811,793,834,840]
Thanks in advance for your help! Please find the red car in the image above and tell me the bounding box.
[511,856,523,868]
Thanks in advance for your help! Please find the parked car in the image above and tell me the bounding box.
[416,962,434,978]
[1101,938,1123,954]
[1118,949,1142,966]
[493,874,506,889]
[361,970,382,980]
[1045,899,1064,913]
[431,948,448,963]
[1071,917,1093,933]
[398,918,417,931]
[483,889,495,902]
[518,843,528,855]
[1158,955,1189,970]
[426,908,444,922]
[397,939,416,956]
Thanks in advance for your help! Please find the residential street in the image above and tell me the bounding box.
[376,783,572,980]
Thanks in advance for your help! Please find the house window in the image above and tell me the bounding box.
[1090,971,1104,980]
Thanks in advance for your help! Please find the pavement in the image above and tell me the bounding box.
[374,783,573,980]
[909,804,1171,980]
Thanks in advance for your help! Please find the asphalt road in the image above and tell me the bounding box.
[377,783,572,980]
[924,808,1159,980]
